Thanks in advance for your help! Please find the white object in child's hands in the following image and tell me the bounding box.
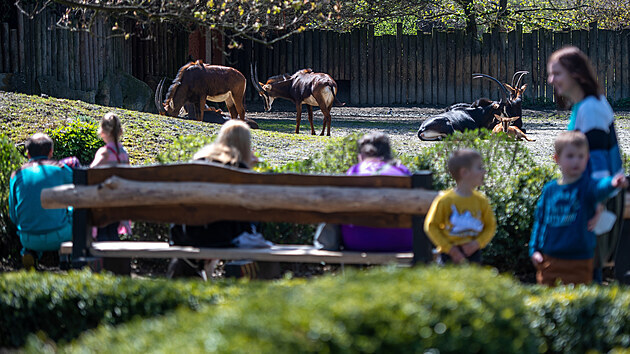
[593,209,617,235]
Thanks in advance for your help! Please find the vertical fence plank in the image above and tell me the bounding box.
[51,19,58,79]
[507,29,516,85]
[521,31,532,98]
[80,31,88,91]
[597,28,607,97]
[614,30,621,102]
[330,31,338,78]
[537,29,546,101]
[319,30,326,74]
[25,15,32,91]
[286,35,293,74]
[606,30,615,101]
[408,33,416,104]
[431,29,439,105]
[42,13,49,76]
[374,35,382,105]
[471,38,481,100]
[2,23,9,72]
[544,29,554,102]
[68,30,75,90]
[463,33,472,103]
[10,29,18,73]
[398,34,409,104]
[359,28,367,104]
[515,24,523,74]
[481,32,491,99]
[298,32,305,72]
[490,28,500,92]
[423,32,432,104]
[18,12,24,72]
[367,26,374,105]
[350,29,359,104]
[446,32,455,104]
[395,23,402,104]
[312,31,320,72]
[34,14,42,80]
[61,26,68,87]
[389,34,397,104]
[380,35,389,105]
[437,31,447,105]
[622,30,629,99]
[337,32,344,80]
[55,26,62,80]
[413,32,424,104]
[455,31,464,103]
[530,30,539,99]
[304,31,313,70]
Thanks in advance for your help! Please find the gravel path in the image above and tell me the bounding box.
[245,103,630,167]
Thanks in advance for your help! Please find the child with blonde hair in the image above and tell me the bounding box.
[90,112,131,240]
[194,119,256,168]
[424,149,497,264]
[91,112,130,167]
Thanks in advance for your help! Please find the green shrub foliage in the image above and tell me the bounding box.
[0,269,240,348]
[46,119,103,166]
[527,286,630,353]
[155,134,216,164]
[49,267,542,353]
[0,133,26,264]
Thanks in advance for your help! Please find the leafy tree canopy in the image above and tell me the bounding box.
[13,0,630,43]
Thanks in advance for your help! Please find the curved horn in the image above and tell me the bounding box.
[510,71,528,87]
[473,73,509,102]
[250,63,263,92]
[515,71,529,88]
[154,78,166,113]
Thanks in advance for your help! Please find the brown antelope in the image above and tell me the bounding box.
[155,60,247,121]
[473,71,528,130]
[250,64,345,136]
[492,114,535,141]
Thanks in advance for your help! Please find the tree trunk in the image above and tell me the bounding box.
[41,176,438,215]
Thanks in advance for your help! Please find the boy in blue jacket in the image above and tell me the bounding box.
[529,131,627,286]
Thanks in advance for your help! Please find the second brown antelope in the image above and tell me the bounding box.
[492,114,535,141]
[155,60,247,121]
[473,71,528,130]
[251,64,345,136]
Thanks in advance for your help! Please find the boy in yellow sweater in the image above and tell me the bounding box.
[424,149,497,264]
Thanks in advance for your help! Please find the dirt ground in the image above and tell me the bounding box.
[245,103,630,167]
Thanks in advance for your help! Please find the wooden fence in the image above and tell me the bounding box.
[236,24,630,106]
[0,8,188,96]
[1,9,629,107]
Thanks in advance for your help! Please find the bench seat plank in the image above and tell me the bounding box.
[60,242,412,265]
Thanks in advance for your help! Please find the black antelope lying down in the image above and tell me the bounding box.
[251,64,345,136]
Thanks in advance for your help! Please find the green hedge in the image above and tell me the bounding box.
[0,133,26,265]
[46,118,104,166]
[527,286,630,353]
[0,269,241,348]
[39,267,541,353]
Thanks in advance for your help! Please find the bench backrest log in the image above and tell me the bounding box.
[59,162,435,264]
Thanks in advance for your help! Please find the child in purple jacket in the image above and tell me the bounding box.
[341,132,413,252]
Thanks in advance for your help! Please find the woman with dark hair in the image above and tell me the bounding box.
[341,132,413,252]
[547,46,626,283]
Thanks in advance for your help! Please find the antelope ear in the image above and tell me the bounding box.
[520,84,528,92]
[263,84,272,91]
[494,114,502,119]
[504,83,515,92]
[509,116,520,122]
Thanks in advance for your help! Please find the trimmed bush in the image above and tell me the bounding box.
[0,133,26,265]
[0,269,240,348]
[47,266,540,353]
[46,119,103,166]
[155,134,216,164]
[527,285,630,353]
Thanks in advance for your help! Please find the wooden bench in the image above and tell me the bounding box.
[42,162,438,272]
